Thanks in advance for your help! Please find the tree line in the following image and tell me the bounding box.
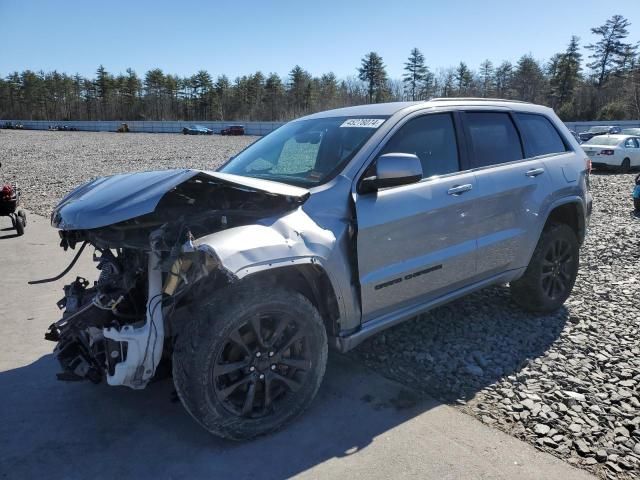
[1,15,638,122]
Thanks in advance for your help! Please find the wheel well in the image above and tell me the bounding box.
[546,202,584,243]
[243,265,341,336]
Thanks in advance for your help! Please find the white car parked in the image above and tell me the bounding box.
[582,135,640,172]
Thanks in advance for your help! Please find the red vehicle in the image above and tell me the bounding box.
[220,125,245,136]
[0,163,27,236]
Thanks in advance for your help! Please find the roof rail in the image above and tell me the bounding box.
[428,97,532,104]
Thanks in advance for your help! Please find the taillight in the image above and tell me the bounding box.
[600,149,615,156]
[585,157,592,174]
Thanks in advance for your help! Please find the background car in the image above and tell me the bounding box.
[581,134,640,172]
[621,127,640,136]
[569,130,582,143]
[182,125,213,135]
[578,125,622,142]
[49,125,78,131]
[220,125,245,136]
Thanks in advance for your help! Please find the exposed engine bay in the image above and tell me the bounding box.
[41,171,312,389]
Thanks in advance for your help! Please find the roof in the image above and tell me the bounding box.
[298,98,551,121]
[300,102,420,120]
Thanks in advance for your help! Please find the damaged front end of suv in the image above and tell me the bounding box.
[37,112,390,439]
[43,169,318,390]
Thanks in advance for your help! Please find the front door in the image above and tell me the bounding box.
[355,112,478,322]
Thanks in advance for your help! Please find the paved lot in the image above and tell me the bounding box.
[0,213,594,479]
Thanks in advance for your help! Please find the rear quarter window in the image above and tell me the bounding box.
[514,113,568,158]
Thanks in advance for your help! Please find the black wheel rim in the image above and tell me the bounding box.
[541,238,574,300]
[211,311,312,418]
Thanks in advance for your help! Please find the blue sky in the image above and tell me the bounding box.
[0,0,638,79]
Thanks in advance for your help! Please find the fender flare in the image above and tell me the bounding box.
[543,196,586,242]
[192,221,351,331]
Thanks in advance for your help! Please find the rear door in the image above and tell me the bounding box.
[355,112,479,322]
[461,111,557,278]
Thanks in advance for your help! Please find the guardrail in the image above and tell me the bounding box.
[2,119,639,135]
[0,120,286,135]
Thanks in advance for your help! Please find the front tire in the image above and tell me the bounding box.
[172,283,328,440]
[511,223,579,313]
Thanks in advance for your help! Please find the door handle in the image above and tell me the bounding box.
[525,168,545,177]
[447,184,473,195]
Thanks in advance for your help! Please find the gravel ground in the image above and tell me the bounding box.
[2,130,639,478]
[351,171,640,479]
[0,130,257,217]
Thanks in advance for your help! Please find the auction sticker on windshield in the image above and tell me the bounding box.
[340,118,385,128]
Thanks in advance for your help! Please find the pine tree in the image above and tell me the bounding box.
[264,73,285,120]
[494,61,513,98]
[95,65,112,117]
[455,62,473,95]
[512,55,546,102]
[625,56,640,118]
[358,52,388,103]
[214,75,231,120]
[478,60,494,97]
[586,15,636,89]
[288,65,311,114]
[123,68,141,118]
[318,72,339,110]
[144,68,166,119]
[549,36,582,108]
[403,48,429,100]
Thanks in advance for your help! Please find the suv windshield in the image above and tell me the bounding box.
[220,116,387,187]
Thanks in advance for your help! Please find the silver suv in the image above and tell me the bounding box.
[44,98,592,439]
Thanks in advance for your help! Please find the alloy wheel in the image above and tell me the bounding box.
[211,311,312,418]
[540,238,574,300]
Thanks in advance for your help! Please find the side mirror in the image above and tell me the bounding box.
[360,153,423,193]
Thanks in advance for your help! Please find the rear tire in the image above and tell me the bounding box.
[511,223,579,313]
[15,215,24,236]
[18,210,26,227]
[172,283,328,440]
[621,158,631,173]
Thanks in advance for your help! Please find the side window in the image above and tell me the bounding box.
[625,138,639,148]
[465,112,523,167]
[515,113,568,157]
[381,113,459,178]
